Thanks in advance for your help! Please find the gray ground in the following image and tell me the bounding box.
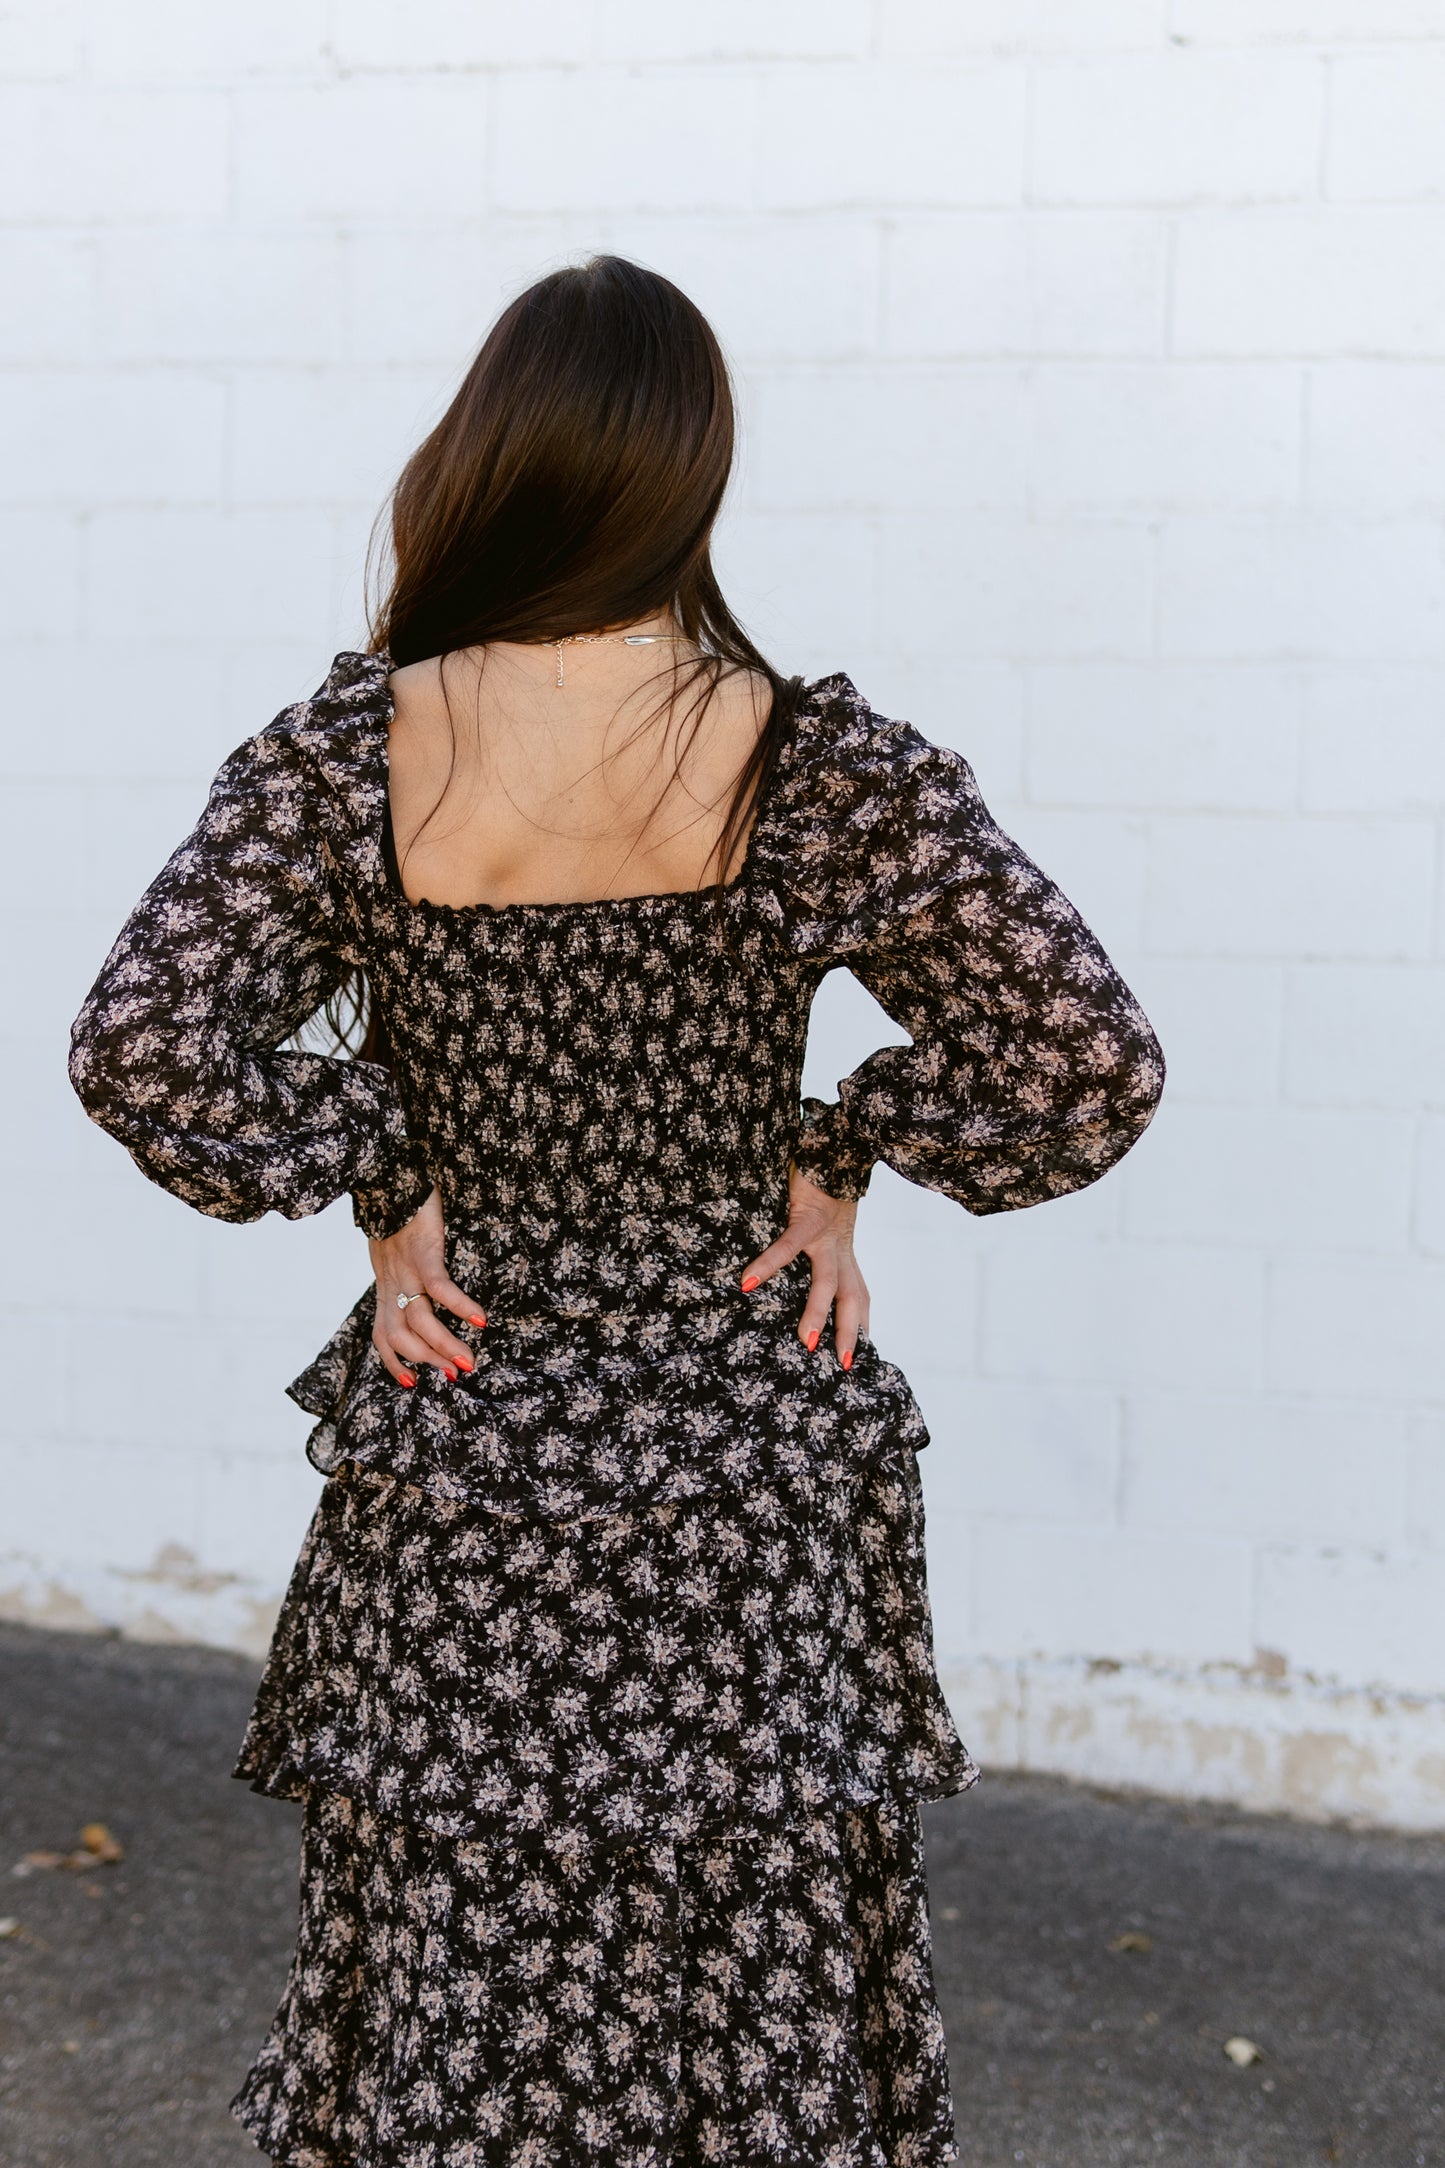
[0,1622,1440,2168]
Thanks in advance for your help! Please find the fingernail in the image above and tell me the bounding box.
[443,1365,457,1382]
[455,1354,474,1373]
[741,1274,761,1293]
[398,1371,416,1389]
[841,1349,853,1372]
[470,1314,487,1328]
[806,1329,820,1352]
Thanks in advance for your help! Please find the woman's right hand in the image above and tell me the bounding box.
[367,1185,487,1387]
[737,1162,870,1371]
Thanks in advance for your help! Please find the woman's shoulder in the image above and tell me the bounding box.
[794,663,966,743]
[752,669,1004,952]
[786,668,996,826]
[203,650,392,859]
[253,649,391,791]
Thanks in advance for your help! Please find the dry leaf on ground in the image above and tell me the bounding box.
[15,1824,125,1876]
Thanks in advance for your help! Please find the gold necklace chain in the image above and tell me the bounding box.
[549,632,691,689]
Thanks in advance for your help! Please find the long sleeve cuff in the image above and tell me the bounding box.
[350,1135,435,1241]
[791,1096,876,1203]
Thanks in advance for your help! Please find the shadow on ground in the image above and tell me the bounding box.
[0,1621,1441,2167]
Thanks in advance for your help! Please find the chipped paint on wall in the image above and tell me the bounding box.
[0,1552,282,1664]
[942,1657,1445,1834]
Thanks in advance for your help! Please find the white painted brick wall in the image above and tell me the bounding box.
[3,0,1443,1827]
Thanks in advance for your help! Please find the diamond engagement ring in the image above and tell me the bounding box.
[396,1291,426,1311]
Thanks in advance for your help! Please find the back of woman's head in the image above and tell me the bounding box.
[373,255,741,664]
[327,260,806,1060]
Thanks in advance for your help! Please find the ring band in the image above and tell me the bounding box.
[396,1290,425,1311]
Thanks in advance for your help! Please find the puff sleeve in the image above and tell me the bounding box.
[759,678,1165,1214]
[67,727,435,1239]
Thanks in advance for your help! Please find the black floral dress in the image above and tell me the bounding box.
[68,651,1165,2168]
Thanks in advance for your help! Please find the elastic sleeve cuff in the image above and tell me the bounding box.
[350,1136,435,1241]
[791,1096,876,1203]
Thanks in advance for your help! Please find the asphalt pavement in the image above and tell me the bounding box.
[1,1620,1441,2168]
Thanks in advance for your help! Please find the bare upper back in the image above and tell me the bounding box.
[385,644,776,910]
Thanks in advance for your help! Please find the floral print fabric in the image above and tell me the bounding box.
[70,651,1164,1532]
[67,649,1165,2166]
[232,1448,968,1851]
[229,1783,955,2168]
[68,651,1164,1246]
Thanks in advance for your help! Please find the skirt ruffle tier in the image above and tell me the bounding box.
[230,1783,961,2168]
[230,1352,977,2164]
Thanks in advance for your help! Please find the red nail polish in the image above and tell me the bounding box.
[471,1314,487,1328]
[398,1371,416,1389]
[807,1329,820,1352]
[841,1350,853,1372]
[741,1274,760,1293]
[443,1365,457,1382]
[455,1354,474,1373]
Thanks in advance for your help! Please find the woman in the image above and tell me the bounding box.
[69,256,1164,2167]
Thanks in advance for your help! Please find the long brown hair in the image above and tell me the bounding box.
[323,254,800,1063]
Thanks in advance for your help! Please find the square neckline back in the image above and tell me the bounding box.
[374,657,806,922]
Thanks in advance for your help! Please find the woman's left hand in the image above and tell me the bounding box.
[738,1164,869,1370]
[367,1184,486,1387]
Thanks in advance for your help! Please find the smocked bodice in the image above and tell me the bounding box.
[368,881,819,1240]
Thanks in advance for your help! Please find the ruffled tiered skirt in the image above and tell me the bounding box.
[229,1240,978,2165]
[230,1783,957,2168]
